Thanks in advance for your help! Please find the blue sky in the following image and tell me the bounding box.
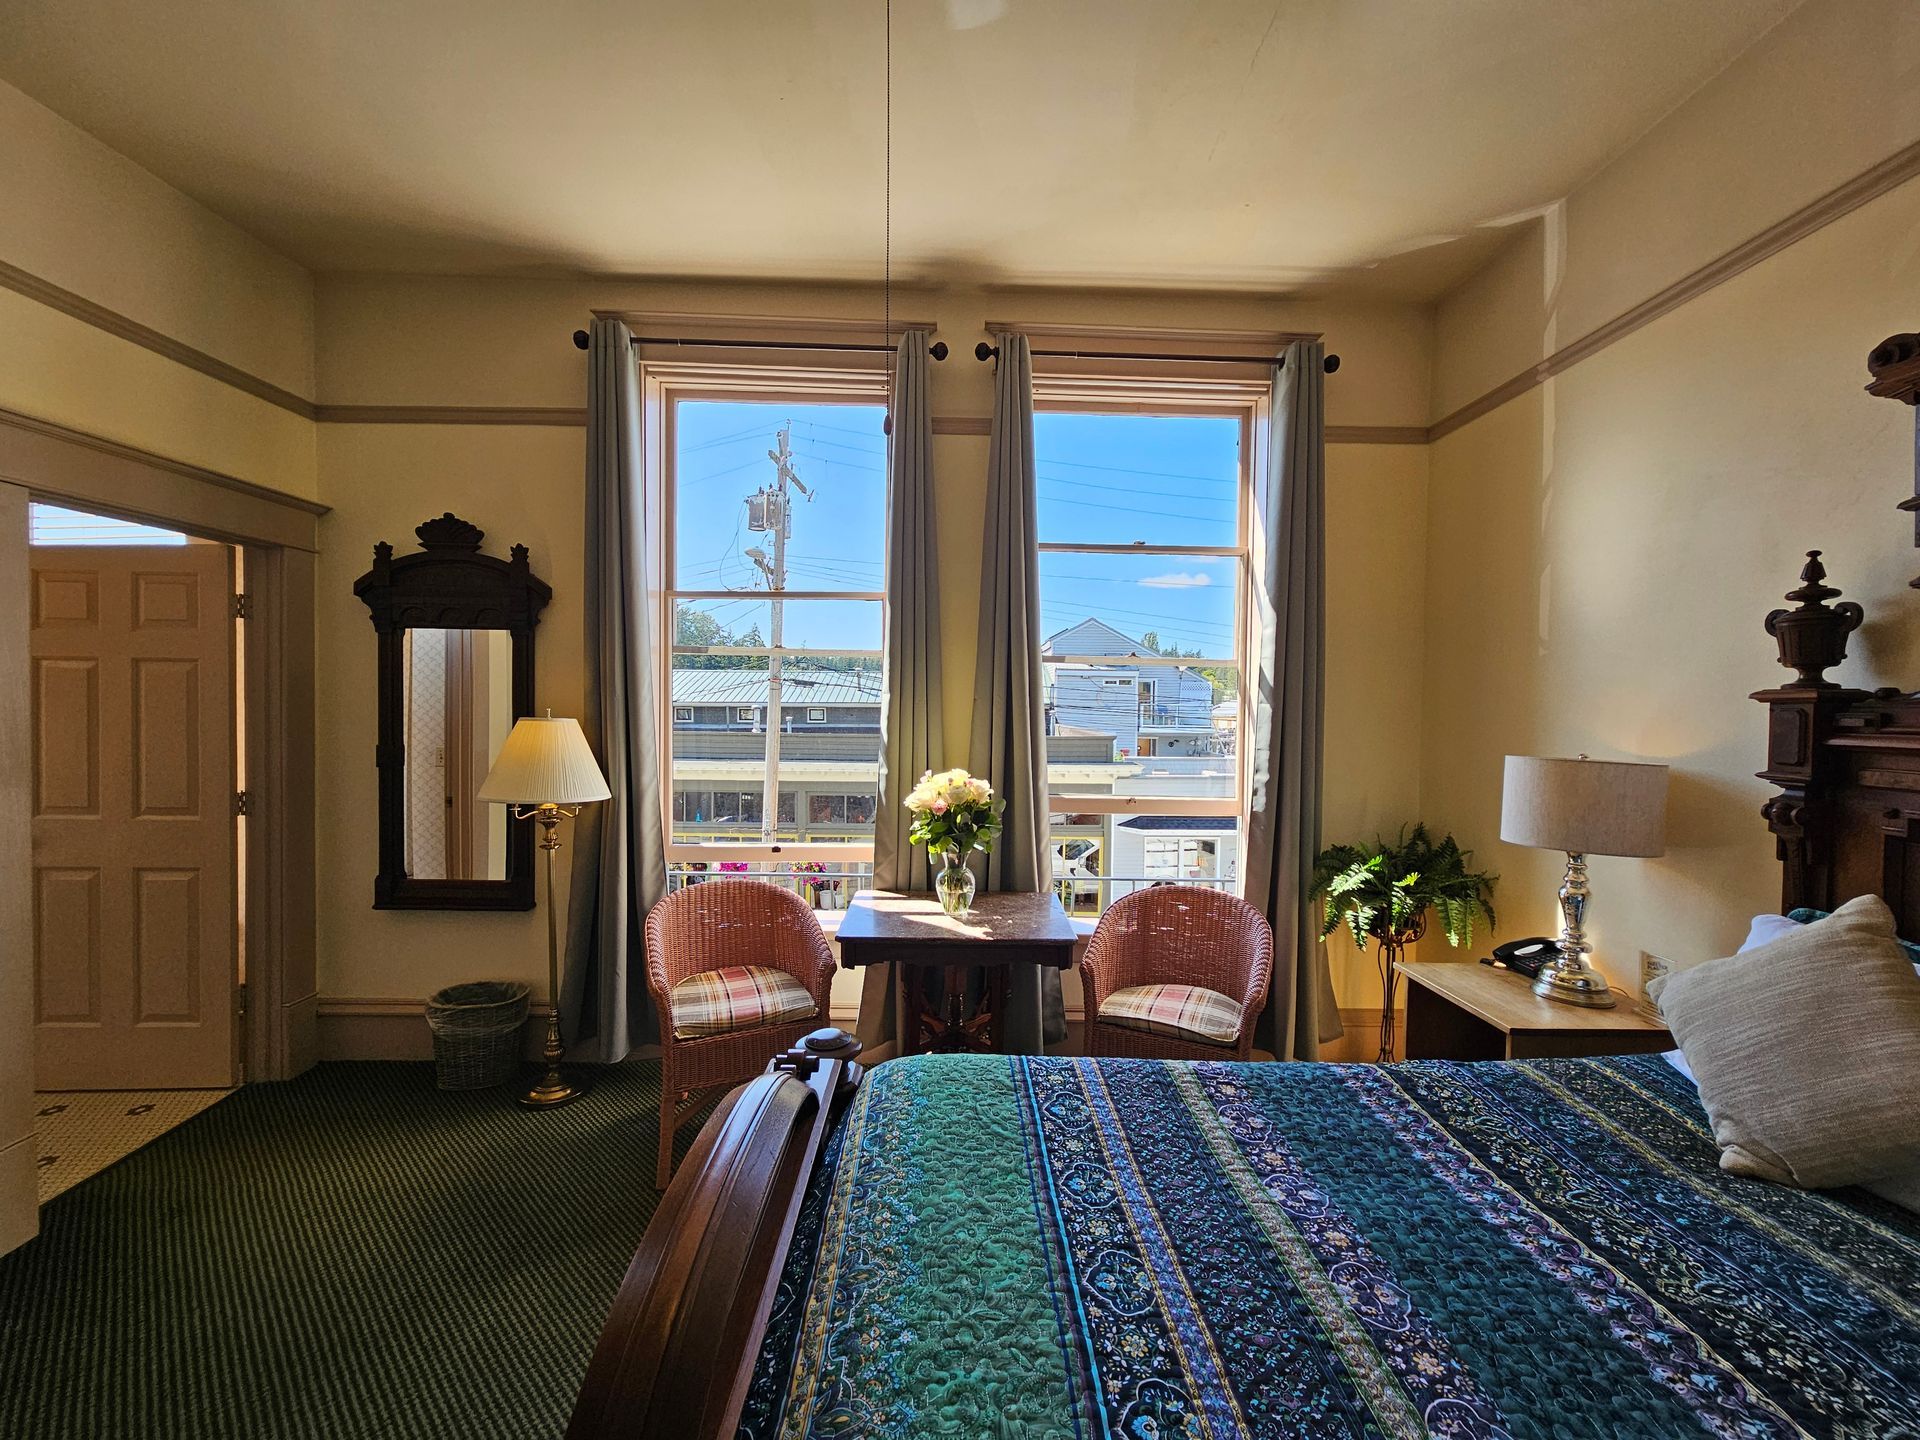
[672,399,1241,659]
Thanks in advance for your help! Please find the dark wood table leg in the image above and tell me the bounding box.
[985,968,1011,1053]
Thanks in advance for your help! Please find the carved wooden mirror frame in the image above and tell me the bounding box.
[354,513,551,910]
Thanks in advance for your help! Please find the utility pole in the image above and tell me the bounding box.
[747,424,809,844]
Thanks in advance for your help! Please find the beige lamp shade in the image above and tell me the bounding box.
[477,713,611,806]
[1500,755,1668,858]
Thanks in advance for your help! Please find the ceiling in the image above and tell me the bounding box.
[0,0,1803,300]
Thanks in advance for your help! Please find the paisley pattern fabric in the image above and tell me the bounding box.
[739,1054,1920,1440]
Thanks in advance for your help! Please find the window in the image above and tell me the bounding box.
[1035,402,1250,914]
[29,503,186,546]
[660,379,887,891]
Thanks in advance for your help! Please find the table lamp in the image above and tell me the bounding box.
[1500,754,1668,1008]
[478,712,611,1107]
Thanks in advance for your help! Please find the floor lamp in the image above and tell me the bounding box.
[478,712,611,1108]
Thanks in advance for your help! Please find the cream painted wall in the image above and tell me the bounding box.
[309,276,1434,1011]
[1422,175,1920,999]
[0,79,316,399]
[0,289,319,500]
[315,424,587,1001]
[1430,0,1920,419]
[0,79,319,499]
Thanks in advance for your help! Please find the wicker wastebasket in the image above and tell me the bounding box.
[424,981,530,1091]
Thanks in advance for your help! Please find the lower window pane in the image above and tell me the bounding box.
[1047,812,1242,917]
[670,650,880,843]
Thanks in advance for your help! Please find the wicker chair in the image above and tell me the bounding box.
[1079,885,1274,1061]
[644,881,837,1186]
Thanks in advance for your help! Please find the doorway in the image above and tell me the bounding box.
[26,503,241,1195]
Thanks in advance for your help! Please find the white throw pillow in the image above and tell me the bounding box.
[1649,894,1920,1190]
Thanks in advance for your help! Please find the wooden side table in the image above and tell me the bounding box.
[1397,961,1674,1061]
[836,890,1076,1055]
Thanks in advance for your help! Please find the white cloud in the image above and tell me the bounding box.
[1139,572,1213,589]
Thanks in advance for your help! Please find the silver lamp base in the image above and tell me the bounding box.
[1533,850,1619,1009]
[1532,960,1616,1008]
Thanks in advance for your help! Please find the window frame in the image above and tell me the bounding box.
[646,361,889,864]
[1034,378,1259,824]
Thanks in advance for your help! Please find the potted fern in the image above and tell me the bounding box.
[1312,825,1496,1062]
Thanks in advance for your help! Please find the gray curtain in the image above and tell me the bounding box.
[859,330,943,1055]
[562,317,669,1062]
[968,334,1064,1051]
[1244,339,1343,1060]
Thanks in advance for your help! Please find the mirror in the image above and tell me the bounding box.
[400,628,515,881]
[355,513,551,910]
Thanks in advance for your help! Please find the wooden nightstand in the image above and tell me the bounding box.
[1396,961,1674,1061]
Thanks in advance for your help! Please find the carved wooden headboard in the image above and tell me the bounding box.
[1754,331,1920,934]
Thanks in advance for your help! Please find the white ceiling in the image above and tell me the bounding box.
[0,0,1803,299]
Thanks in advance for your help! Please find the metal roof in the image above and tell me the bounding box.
[671,666,883,707]
[1116,814,1239,832]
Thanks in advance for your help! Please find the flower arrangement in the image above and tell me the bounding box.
[904,768,1003,913]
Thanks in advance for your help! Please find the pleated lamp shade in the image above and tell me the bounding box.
[1500,755,1668,858]
[477,713,611,806]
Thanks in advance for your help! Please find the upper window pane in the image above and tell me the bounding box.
[29,504,186,546]
[673,400,886,592]
[673,598,882,653]
[1035,411,1240,550]
[1039,551,1238,661]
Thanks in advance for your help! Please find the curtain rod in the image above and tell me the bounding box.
[571,329,948,361]
[973,341,1339,372]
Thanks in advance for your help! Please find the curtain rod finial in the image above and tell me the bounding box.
[929,341,949,362]
[1323,354,1340,374]
[572,329,590,351]
[975,341,999,362]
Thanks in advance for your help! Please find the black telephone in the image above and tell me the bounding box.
[1483,937,1561,979]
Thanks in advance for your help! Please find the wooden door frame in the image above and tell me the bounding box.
[0,407,324,1081]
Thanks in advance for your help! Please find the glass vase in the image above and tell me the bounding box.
[935,848,976,916]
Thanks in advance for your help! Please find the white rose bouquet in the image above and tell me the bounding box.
[905,768,1002,913]
[904,767,1003,859]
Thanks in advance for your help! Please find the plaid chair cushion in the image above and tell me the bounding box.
[669,965,818,1040]
[1098,982,1244,1047]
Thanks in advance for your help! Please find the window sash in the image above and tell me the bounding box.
[654,370,888,861]
[1037,396,1254,849]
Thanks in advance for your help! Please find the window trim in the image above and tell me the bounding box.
[646,361,890,864]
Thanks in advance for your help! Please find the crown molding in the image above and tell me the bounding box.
[0,259,317,419]
[1429,136,1920,442]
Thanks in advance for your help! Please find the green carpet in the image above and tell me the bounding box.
[0,1060,710,1440]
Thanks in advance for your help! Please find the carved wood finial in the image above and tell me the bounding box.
[415,513,485,551]
[1765,550,1864,687]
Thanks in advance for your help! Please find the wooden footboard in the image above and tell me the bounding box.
[567,1028,864,1440]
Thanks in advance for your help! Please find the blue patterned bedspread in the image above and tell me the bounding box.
[739,1054,1920,1439]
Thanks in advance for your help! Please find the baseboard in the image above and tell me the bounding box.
[317,997,558,1063]
[1319,1007,1402,1063]
[320,999,1387,1064]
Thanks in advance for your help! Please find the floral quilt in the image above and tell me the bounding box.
[739,1053,1920,1439]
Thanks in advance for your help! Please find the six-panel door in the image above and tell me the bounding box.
[30,545,237,1090]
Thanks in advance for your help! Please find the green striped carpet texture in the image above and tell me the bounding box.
[0,1060,705,1439]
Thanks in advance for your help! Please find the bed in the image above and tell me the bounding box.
[566,333,1920,1439]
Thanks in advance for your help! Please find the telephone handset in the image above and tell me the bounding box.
[1483,937,1561,979]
